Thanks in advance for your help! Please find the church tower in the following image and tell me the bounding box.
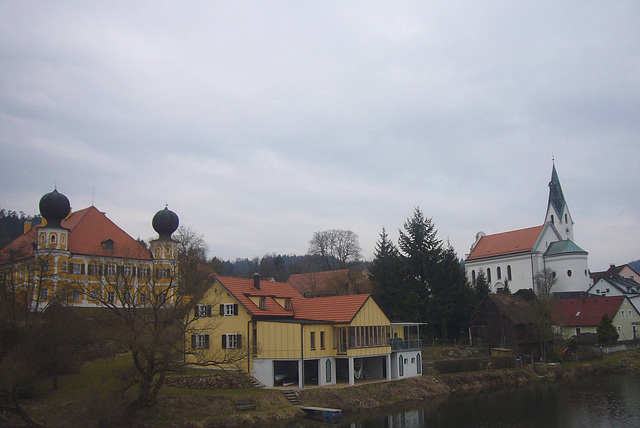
[544,163,574,241]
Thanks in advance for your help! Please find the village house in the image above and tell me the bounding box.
[465,164,591,295]
[287,268,371,297]
[469,294,545,360]
[551,296,640,341]
[0,189,179,311]
[185,273,422,388]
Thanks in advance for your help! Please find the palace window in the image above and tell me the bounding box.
[61,261,67,273]
[70,262,85,275]
[89,290,99,301]
[107,291,115,303]
[88,264,101,276]
[155,268,170,278]
[123,266,133,277]
[50,234,56,243]
[192,334,209,350]
[39,287,48,300]
[102,239,114,252]
[138,266,150,278]
[40,259,50,272]
[222,333,241,349]
[106,264,116,276]
[72,290,81,302]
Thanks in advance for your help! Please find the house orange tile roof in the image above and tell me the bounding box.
[0,206,151,263]
[216,275,371,323]
[551,296,625,327]
[466,225,544,261]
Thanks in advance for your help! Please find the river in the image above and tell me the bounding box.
[282,374,640,427]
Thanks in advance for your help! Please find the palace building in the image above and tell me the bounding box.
[0,189,179,311]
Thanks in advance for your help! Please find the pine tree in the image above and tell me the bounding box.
[474,269,490,304]
[370,228,405,321]
[431,243,477,339]
[597,313,619,343]
[397,207,442,322]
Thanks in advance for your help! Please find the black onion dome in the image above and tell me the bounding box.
[39,189,71,228]
[152,207,179,240]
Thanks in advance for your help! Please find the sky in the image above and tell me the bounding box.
[1,2,638,271]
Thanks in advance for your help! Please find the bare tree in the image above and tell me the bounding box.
[534,268,557,297]
[66,252,212,412]
[174,226,208,262]
[308,229,362,270]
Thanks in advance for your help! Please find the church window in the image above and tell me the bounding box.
[472,270,476,285]
[487,268,492,283]
[551,215,554,224]
[567,270,572,277]
[507,265,512,281]
[497,267,502,280]
[565,214,568,223]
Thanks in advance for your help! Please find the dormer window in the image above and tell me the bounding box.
[259,296,267,310]
[102,239,114,252]
[285,298,293,311]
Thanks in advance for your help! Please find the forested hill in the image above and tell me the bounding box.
[0,209,42,250]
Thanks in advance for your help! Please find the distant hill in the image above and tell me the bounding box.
[0,209,42,250]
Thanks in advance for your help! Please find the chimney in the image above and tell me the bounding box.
[24,221,32,234]
[610,264,616,269]
[254,273,261,290]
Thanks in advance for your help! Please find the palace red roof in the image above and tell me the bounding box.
[466,225,544,261]
[216,275,371,323]
[0,206,151,263]
[551,296,625,327]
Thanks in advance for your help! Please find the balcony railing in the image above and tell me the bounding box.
[390,338,422,351]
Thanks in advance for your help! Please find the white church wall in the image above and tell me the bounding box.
[466,253,541,294]
[544,254,591,293]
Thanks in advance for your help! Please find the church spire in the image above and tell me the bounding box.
[548,163,566,216]
[545,162,573,240]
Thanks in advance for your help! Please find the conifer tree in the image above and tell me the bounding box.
[474,268,490,303]
[370,228,405,321]
[397,207,442,322]
[597,313,619,343]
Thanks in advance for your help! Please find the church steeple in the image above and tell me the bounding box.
[544,162,574,241]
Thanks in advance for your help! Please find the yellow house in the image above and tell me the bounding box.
[186,274,423,387]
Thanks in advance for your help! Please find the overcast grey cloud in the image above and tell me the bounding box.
[1,1,638,270]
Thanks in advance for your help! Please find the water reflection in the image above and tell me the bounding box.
[280,374,640,428]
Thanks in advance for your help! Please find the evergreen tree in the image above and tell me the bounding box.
[430,243,477,339]
[397,207,442,322]
[474,269,490,304]
[370,228,405,321]
[597,313,619,343]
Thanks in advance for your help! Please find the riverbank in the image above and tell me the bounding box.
[14,349,640,427]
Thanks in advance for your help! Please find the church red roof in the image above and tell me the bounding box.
[466,225,544,261]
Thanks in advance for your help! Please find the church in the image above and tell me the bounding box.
[465,164,591,295]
